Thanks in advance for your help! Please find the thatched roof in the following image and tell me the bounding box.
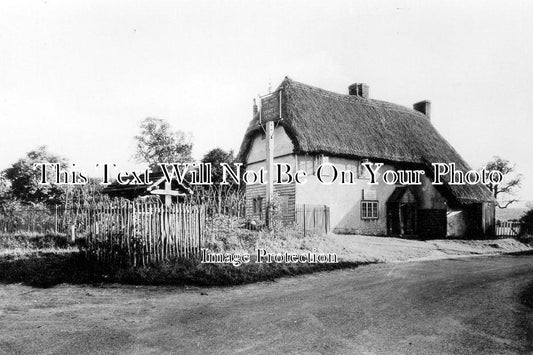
[238,77,494,205]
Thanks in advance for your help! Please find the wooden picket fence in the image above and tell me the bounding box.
[496,221,522,237]
[83,201,206,266]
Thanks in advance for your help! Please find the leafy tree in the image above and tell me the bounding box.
[0,173,13,214]
[62,177,104,207]
[201,148,235,184]
[3,146,67,205]
[196,148,244,213]
[134,117,193,170]
[484,156,522,209]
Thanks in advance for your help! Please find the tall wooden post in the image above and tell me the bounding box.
[70,225,76,244]
[399,203,404,236]
[303,204,306,236]
[266,120,275,227]
[164,181,172,207]
[55,205,58,233]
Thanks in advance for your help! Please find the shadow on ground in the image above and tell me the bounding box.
[0,251,365,288]
[0,252,101,288]
[520,279,533,309]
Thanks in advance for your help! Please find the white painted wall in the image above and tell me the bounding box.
[246,125,294,164]
[295,157,397,234]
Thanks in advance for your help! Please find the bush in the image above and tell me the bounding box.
[520,208,533,237]
[203,212,324,256]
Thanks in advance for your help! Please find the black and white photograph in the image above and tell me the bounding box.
[1,1,533,354]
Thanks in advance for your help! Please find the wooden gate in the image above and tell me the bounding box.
[496,221,521,237]
[295,204,330,235]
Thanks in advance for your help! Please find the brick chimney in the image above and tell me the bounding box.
[413,100,431,120]
[253,98,258,117]
[348,83,370,99]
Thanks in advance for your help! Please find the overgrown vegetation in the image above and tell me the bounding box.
[0,232,70,250]
[518,208,533,245]
[520,209,533,231]
[204,213,316,253]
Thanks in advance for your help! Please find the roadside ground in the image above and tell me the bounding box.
[306,234,532,263]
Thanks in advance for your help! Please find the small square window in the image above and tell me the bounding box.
[361,200,378,219]
[253,197,263,215]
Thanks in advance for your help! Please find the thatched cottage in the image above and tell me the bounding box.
[238,77,496,239]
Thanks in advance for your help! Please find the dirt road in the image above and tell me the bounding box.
[2,255,533,354]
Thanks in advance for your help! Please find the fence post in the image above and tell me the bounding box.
[324,205,328,234]
[55,205,58,233]
[198,205,202,253]
[303,204,306,237]
[70,225,76,244]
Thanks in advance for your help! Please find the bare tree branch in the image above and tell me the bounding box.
[497,199,518,209]
[484,156,522,209]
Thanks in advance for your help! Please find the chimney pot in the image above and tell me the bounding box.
[413,100,431,120]
[348,83,370,99]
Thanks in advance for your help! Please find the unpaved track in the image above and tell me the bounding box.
[1,255,533,354]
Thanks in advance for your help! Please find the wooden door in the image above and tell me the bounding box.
[400,203,417,235]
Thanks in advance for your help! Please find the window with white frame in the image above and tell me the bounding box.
[361,200,379,219]
[297,156,310,175]
[313,155,322,175]
[297,156,305,172]
[358,158,371,179]
[299,156,314,176]
[315,155,332,176]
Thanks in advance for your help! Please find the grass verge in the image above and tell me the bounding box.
[0,251,366,288]
[0,230,367,288]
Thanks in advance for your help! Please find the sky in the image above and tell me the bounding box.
[0,0,532,205]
